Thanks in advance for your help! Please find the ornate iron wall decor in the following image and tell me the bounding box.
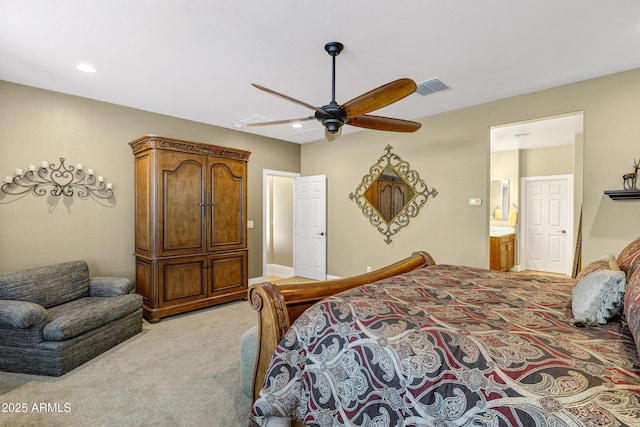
[349,145,437,244]
[1,158,114,200]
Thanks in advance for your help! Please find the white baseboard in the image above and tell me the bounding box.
[249,276,265,285]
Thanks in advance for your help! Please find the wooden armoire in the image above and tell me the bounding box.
[129,135,251,323]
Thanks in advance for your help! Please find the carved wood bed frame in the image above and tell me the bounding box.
[247,251,435,402]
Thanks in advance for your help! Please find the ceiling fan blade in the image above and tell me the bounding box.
[325,127,342,142]
[252,83,328,115]
[246,117,315,127]
[347,115,422,132]
[341,78,417,118]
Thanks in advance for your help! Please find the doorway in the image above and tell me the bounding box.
[263,170,298,280]
[490,112,583,275]
[262,170,328,281]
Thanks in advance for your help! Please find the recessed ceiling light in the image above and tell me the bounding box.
[75,63,98,73]
[292,123,303,128]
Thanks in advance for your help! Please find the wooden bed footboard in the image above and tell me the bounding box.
[247,251,435,402]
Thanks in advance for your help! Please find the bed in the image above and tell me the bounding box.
[248,238,640,427]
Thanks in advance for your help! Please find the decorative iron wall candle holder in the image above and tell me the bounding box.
[1,157,114,199]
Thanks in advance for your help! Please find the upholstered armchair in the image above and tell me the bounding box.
[0,260,142,376]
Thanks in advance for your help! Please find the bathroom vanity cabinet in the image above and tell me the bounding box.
[490,233,515,272]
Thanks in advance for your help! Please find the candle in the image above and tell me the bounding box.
[97,176,104,182]
[87,169,94,175]
[106,183,112,189]
[5,175,12,183]
[41,161,48,168]
[29,165,36,171]
[77,163,83,170]
[15,168,23,175]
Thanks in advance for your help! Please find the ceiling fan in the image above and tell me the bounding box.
[247,42,422,141]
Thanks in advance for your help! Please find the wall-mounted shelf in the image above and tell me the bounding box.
[604,189,640,200]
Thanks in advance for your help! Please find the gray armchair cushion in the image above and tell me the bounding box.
[43,294,142,341]
[0,261,89,308]
[89,277,133,297]
[0,300,47,328]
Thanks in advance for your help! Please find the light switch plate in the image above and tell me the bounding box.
[247,220,254,229]
[468,198,482,206]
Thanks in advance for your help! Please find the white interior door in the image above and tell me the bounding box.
[294,175,327,280]
[522,175,573,275]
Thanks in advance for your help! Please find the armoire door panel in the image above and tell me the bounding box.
[158,153,206,256]
[209,160,246,251]
[159,258,206,305]
[209,251,247,294]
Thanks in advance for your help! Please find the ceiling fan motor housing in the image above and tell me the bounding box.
[315,102,347,133]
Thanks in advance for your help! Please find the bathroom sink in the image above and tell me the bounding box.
[490,226,515,237]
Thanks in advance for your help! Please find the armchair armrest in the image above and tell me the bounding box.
[0,300,47,328]
[89,277,134,297]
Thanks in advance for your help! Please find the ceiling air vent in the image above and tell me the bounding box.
[233,113,271,128]
[416,78,450,96]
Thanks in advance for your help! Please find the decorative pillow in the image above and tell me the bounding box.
[572,260,626,325]
[624,268,640,358]
[575,254,619,282]
[617,236,640,279]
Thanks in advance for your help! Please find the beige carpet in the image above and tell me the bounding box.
[0,300,258,427]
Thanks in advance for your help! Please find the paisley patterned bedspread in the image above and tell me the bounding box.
[250,265,640,426]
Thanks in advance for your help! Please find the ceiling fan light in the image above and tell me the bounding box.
[323,118,343,134]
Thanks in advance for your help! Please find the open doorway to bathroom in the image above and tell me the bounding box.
[490,112,583,276]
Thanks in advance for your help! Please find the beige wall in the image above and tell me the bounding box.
[0,81,301,279]
[521,144,574,177]
[302,68,640,277]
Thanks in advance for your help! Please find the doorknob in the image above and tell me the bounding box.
[317,232,325,236]
[559,230,566,234]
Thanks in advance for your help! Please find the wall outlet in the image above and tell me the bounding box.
[366,266,372,272]
[468,198,482,206]
[247,220,254,229]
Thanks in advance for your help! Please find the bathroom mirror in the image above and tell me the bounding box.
[490,179,509,220]
[349,145,437,244]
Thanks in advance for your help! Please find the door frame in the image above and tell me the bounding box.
[520,174,574,275]
[262,169,300,282]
